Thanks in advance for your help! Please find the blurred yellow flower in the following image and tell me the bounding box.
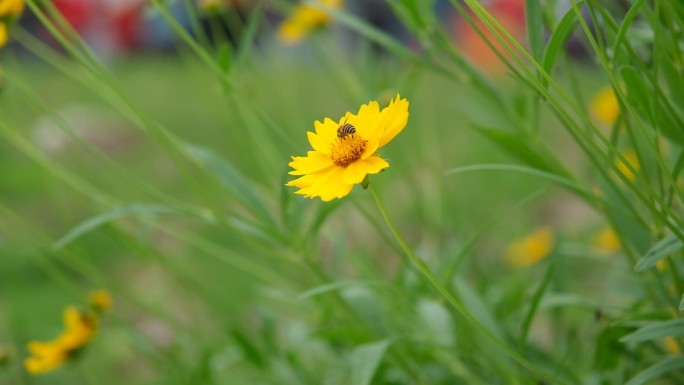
[615,149,639,181]
[24,307,98,375]
[0,23,6,48]
[0,0,24,49]
[288,94,409,201]
[664,337,681,355]
[656,259,668,271]
[89,290,113,312]
[0,0,24,19]
[591,86,620,127]
[593,227,620,255]
[277,0,343,45]
[506,226,555,268]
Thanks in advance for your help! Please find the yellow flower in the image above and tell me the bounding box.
[0,23,6,48]
[89,290,113,312]
[0,0,24,20]
[24,307,98,375]
[506,226,555,268]
[593,227,620,255]
[615,149,639,182]
[591,86,620,127]
[664,337,681,355]
[656,259,668,271]
[277,0,343,44]
[287,94,409,201]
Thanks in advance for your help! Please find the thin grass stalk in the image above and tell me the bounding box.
[446,0,684,243]
[368,184,570,385]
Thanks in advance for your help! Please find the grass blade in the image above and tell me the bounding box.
[52,204,198,250]
[611,0,645,63]
[525,0,544,62]
[541,2,583,87]
[635,234,683,272]
[621,319,684,343]
[473,126,570,175]
[186,144,277,227]
[625,357,684,385]
[518,257,556,351]
[350,340,391,385]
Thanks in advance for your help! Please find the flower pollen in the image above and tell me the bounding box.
[330,135,367,167]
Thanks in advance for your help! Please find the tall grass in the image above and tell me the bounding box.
[1,0,683,384]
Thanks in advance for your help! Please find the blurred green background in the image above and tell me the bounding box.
[2,0,681,383]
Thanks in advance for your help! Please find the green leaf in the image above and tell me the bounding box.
[519,258,556,350]
[541,2,583,88]
[661,58,684,110]
[455,280,505,341]
[671,150,684,184]
[216,43,232,92]
[635,234,683,272]
[595,325,631,370]
[598,175,652,255]
[473,126,569,176]
[217,43,231,74]
[610,0,644,62]
[621,319,684,343]
[620,65,652,117]
[454,280,518,377]
[235,3,264,71]
[417,299,455,346]
[342,287,388,334]
[350,340,391,385]
[525,0,544,62]
[625,357,684,385]
[186,144,277,227]
[52,204,195,250]
[230,329,266,368]
[444,164,603,209]
[680,293,684,312]
[298,280,363,300]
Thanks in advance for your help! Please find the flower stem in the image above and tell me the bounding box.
[368,184,568,385]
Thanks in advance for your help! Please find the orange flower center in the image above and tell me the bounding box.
[330,135,367,167]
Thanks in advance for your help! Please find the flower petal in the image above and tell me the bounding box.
[287,172,320,188]
[348,101,383,143]
[0,24,7,48]
[378,95,409,147]
[27,341,61,356]
[343,156,389,184]
[288,151,334,175]
[306,166,353,201]
[361,136,379,160]
[307,118,338,155]
[24,353,66,375]
[277,20,308,45]
[315,117,338,138]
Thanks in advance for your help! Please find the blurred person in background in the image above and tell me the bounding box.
[19,0,188,56]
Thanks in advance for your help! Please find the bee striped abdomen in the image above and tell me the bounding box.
[337,123,356,139]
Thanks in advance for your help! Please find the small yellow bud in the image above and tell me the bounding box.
[89,290,113,312]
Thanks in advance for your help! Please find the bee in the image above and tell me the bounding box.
[337,123,356,139]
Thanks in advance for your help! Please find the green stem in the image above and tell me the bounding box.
[368,184,568,385]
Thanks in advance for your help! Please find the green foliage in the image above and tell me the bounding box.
[1,0,683,384]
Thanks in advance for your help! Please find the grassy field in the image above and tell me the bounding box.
[1,1,684,384]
